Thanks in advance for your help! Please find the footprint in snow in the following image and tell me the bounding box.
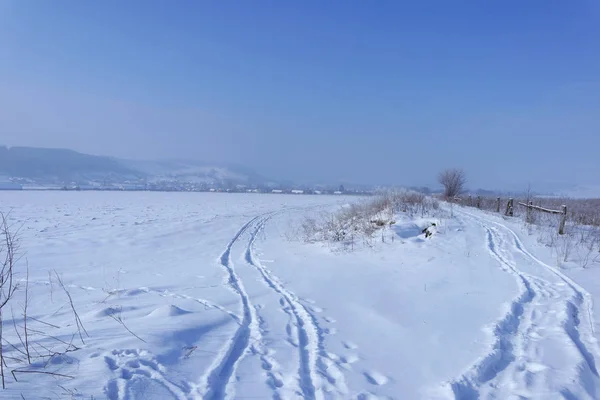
[342,341,358,350]
[340,354,360,364]
[364,370,389,386]
[104,349,187,400]
[125,288,149,296]
[324,316,336,323]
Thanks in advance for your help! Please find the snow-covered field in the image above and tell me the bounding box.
[2,191,600,399]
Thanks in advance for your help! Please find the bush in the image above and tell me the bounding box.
[299,190,442,249]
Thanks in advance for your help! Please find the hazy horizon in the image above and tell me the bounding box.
[1,1,599,189]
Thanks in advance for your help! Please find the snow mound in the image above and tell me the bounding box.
[394,219,438,239]
[146,305,192,318]
[393,222,424,239]
[93,306,136,318]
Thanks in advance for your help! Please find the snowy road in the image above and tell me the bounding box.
[197,208,600,399]
[196,213,349,399]
[448,210,600,400]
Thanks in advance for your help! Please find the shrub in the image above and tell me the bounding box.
[299,190,442,249]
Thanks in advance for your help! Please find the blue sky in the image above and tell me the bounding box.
[1,1,599,189]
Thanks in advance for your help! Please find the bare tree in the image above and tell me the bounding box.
[438,168,466,199]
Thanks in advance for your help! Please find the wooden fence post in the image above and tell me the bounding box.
[505,198,514,216]
[559,205,567,235]
[496,197,501,213]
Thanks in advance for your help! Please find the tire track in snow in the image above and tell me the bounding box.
[474,211,600,381]
[450,224,536,398]
[452,210,600,399]
[507,227,600,377]
[245,216,348,399]
[245,217,318,398]
[196,215,264,400]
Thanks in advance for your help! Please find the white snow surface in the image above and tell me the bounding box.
[1,192,600,399]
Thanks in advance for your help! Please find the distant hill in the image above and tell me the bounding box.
[0,146,140,184]
[0,146,270,188]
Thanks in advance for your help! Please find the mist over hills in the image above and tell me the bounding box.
[0,146,272,189]
[0,146,139,181]
[1,146,598,197]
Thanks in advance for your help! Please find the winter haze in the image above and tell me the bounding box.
[1,1,599,190]
[3,3,600,399]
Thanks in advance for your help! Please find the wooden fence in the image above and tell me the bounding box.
[456,196,567,235]
[517,201,567,235]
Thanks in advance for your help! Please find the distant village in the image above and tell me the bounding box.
[1,178,376,196]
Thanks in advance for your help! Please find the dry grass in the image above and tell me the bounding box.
[299,190,441,249]
[456,195,600,228]
[455,195,600,268]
